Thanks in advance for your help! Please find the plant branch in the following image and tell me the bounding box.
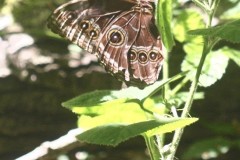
[166,36,214,160]
[165,0,220,158]
[162,51,170,99]
[144,136,161,160]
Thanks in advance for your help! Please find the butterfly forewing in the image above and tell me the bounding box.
[48,0,166,88]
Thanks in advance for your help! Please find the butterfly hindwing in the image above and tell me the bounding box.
[128,12,164,85]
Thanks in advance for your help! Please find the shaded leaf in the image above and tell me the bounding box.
[77,118,197,146]
[188,19,240,43]
[156,0,175,51]
[62,90,116,109]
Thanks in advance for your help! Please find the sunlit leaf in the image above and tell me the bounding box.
[146,117,198,136]
[76,118,196,146]
[77,104,147,129]
[71,98,131,115]
[143,98,166,115]
[222,47,240,67]
[181,44,229,87]
[173,9,204,43]
[221,1,240,19]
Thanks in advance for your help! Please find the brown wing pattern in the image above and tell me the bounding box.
[96,10,141,82]
[128,11,164,85]
[47,0,166,88]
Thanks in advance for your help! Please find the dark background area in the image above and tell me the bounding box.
[0,0,239,159]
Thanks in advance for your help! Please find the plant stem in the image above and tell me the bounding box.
[166,37,213,160]
[164,1,221,159]
[162,51,170,99]
[157,43,170,152]
[144,136,161,160]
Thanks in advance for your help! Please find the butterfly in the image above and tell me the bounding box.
[47,0,166,87]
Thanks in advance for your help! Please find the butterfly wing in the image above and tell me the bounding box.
[96,7,165,87]
[96,10,141,82]
[127,11,165,86]
[48,0,165,87]
[48,0,134,52]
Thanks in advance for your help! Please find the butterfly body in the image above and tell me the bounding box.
[48,0,166,87]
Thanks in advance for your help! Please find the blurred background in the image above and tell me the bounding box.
[0,0,239,160]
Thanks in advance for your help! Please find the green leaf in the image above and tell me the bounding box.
[62,72,187,111]
[78,109,146,129]
[222,47,240,67]
[146,117,198,137]
[71,98,130,115]
[221,1,240,19]
[62,90,117,109]
[173,9,204,43]
[77,102,148,128]
[76,118,197,146]
[156,0,175,51]
[188,19,240,43]
[122,71,187,101]
[183,137,232,159]
[182,44,229,87]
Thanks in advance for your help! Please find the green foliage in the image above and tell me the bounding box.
[188,19,240,43]
[156,0,175,51]
[0,0,5,9]
[173,9,204,43]
[62,71,187,111]
[0,0,239,159]
[221,1,240,19]
[56,0,240,159]
[173,9,240,87]
[222,47,240,67]
[182,46,230,87]
[62,73,198,146]
[77,118,198,146]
